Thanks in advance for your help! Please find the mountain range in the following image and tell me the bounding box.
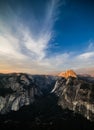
[0,70,94,130]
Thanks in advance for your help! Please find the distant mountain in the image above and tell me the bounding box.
[76,67,94,77]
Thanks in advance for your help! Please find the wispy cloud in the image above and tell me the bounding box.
[77,52,94,60]
[87,41,94,51]
[0,0,62,74]
[0,0,94,74]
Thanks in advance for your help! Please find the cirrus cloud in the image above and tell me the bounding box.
[0,0,94,74]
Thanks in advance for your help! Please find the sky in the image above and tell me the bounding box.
[0,0,94,74]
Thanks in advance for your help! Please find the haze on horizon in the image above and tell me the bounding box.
[0,0,94,74]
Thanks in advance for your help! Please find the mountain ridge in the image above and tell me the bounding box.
[0,71,94,123]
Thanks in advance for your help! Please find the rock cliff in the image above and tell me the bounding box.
[0,73,56,113]
[52,74,94,121]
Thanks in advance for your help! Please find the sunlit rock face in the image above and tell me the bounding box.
[0,73,56,114]
[58,70,77,79]
[52,74,94,121]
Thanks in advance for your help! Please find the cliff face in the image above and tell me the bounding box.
[52,76,94,121]
[0,73,56,114]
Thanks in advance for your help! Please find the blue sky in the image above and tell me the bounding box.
[0,0,94,74]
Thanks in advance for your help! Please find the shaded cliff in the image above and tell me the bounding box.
[0,72,94,124]
[0,93,94,130]
[0,72,94,129]
[52,75,94,121]
[0,73,56,113]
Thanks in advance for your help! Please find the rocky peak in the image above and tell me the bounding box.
[58,70,77,79]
